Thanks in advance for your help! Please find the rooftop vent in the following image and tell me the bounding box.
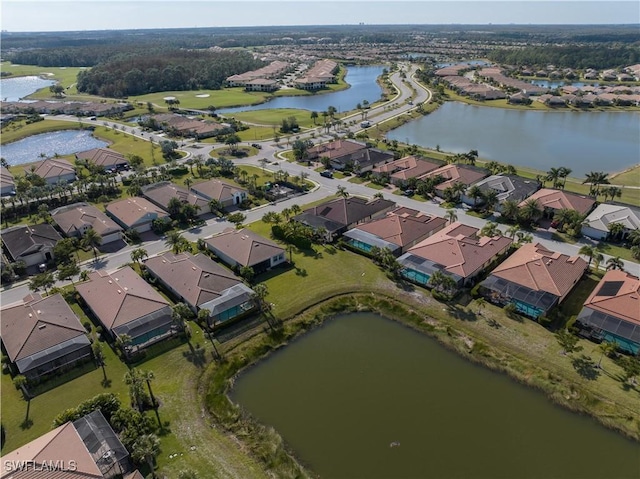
[38,324,46,329]
[117,290,122,294]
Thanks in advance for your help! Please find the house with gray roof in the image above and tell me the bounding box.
[27,158,76,185]
[461,174,540,211]
[582,204,640,241]
[52,202,123,244]
[142,182,210,218]
[0,293,92,380]
[190,179,247,209]
[76,267,173,349]
[76,148,128,172]
[205,228,286,274]
[144,251,255,324]
[105,197,169,233]
[1,166,15,196]
[2,223,62,267]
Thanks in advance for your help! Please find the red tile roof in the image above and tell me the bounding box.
[519,189,595,215]
[418,164,487,191]
[352,211,446,249]
[582,270,640,326]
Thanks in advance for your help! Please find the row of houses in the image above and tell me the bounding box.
[293,196,639,354]
[294,59,339,90]
[536,92,640,108]
[0,100,132,117]
[225,60,292,91]
[149,113,230,139]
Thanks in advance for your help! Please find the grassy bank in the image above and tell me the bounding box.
[610,164,640,187]
[1,119,83,145]
[224,108,316,129]
[132,88,270,110]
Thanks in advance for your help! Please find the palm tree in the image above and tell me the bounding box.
[480,221,500,238]
[130,248,148,264]
[310,111,318,125]
[597,341,617,369]
[476,297,486,315]
[467,185,483,208]
[92,341,108,382]
[115,334,133,359]
[558,167,572,189]
[505,224,520,239]
[583,171,610,197]
[606,256,624,271]
[82,228,102,260]
[165,231,189,254]
[482,189,499,213]
[501,199,520,223]
[546,167,561,188]
[171,302,192,340]
[518,198,541,226]
[592,252,605,272]
[336,185,349,198]
[124,368,147,411]
[578,245,596,268]
[607,222,625,241]
[445,209,457,225]
[167,197,183,218]
[139,369,157,409]
[132,433,161,478]
[515,231,533,245]
[208,199,224,217]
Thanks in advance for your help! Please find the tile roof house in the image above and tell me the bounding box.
[76,148,128,171]
[417,164,488,196]
[519,188,596,217]
[1,224,62,267]
[461,175,541,210]
[481,243,587,318]
[308,139,367,163]
[1,410,136,479]
[142,182,210,218]
[343,208,447,256]
[582,204,640,241]
[575,270,640,354]
[294,196,396,241]
[1,166,15,196]
[52,202,123,245]
[371,155,442,186]
[205,228,286,274]
[336,147,395,173]
[189,179,248,209]
[0,293,92,380]
[76,267,173,349]
[398,222,513,287]
[105,197,169,234]
[144,251,255,324]
[27,158,76,185]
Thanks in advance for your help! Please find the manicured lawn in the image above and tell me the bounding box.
[551,232,578,244]
[596,242,638,263]
[347,176,366,184]
[610,165,640,187]
[132,88,270,110]
[92,126,164,167]
[210,146,259,158]
[235,126,277,142]
[1,119,83,145]
[558,272,603,328]
[226,108,316,129]
[1,62,85,97]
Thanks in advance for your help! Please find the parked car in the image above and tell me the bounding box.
[251,143,262,149]
[402,189,415,197]
[320,170,334,179]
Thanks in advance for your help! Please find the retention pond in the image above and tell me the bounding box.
[231,312,639,479]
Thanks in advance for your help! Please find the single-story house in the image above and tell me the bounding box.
[417,164,488,197]
[76,267,173,349]
[27,158,76,185]
[331,147,394,173]
[371,155,442,187]
[575,270,640,354]
[294,196,396,241]
[106,197,169,233]
[481,243,587,318]
[461,174,540,210]
[189,179,248,209]
[76,148,129,172]
[144,251,255,324]
[52,202,123,244]
[307,139,367,164]
[1,410,137,479]
[205,228,286,274]
[0,292,92,381]
[142,182,210,218]
[343,207,447,256]
[398,222,512,288]
[519,188,596,219]
[582,204,640,241]
[1,166,15,196]
[1,223,62,267]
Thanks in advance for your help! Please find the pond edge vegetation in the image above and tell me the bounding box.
[202,291,640,479]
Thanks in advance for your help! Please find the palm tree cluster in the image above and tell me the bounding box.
[552,208,585,237]
[466,185,499,213]
[428,270,458,299]
[484,161,517,176]
[166,196,201,224]
[165,231,191,254]
[582,171,610,197]
[370,246,402,278]
[445,149,478,166]
[628,229,640,261]
[545,167,572,189]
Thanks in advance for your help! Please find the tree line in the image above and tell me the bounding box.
[76,49,264,97]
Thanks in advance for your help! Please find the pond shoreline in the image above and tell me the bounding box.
[204,291,639,478]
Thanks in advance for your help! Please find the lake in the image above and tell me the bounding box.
[232,312,639,479]
[218,65,385,114]
[1,75,56,102]
[1,130,108,166]
[529,80,593,89]
[387,102,640,178]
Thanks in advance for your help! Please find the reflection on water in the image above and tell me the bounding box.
[1,75,56,101]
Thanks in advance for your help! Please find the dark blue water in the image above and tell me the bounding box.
[1,75,56,101]
[218,65,385,114]
[387,102,640,178]
[1,130,108,166]
[530,80,594,89]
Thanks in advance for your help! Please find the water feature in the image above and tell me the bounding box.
[529,80,594,89]
[1,130,108,166]
[1,75,56,102]
[218,65,385,114]
[387,102,640,177]
[232,312,639,479]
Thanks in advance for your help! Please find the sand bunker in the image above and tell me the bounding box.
[163,96,177,101]
[195,94,210,98]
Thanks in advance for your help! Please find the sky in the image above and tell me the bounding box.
[1,1,638,32]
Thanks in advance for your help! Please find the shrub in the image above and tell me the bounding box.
[53,393,121,426]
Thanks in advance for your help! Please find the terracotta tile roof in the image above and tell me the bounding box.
[1,422,103,478]
[301,197,396,228]
[1,224,62,261]
[519,188,595,215]
[51,202,123,237]
[582,270,640,326]
[76,266,169,330]
[350,211,447,248]
[144,252,244,308]
[371,155,441,181]
[0,293,86,363]
[76,148,127,168]
[142,182,209,213]
[105,197,168,228]
[27,158,75,180]
[406,222,512,279]
[205,228,285,268]
[308,139,367,160]
[190,179,247,202]
[489,243,587,300]
[418,164,487,191]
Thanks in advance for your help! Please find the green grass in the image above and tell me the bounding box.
[558,273,603,328]
[596,242,638,263]
[235,126,277,142]
[90,126,165,167]
[1,62,85,98]
[366,182,385,190]
[610,165,640,187]
[225,108,316,129]
[551,232,578,244]
[132,88,270,110]
[1,119,83,145]
[210,146,259,158]
[347,176,366,184]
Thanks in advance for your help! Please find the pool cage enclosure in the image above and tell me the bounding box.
[575,307,640,354]
[480,275,558,318]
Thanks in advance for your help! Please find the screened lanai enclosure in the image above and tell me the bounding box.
[480,275,559,319]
